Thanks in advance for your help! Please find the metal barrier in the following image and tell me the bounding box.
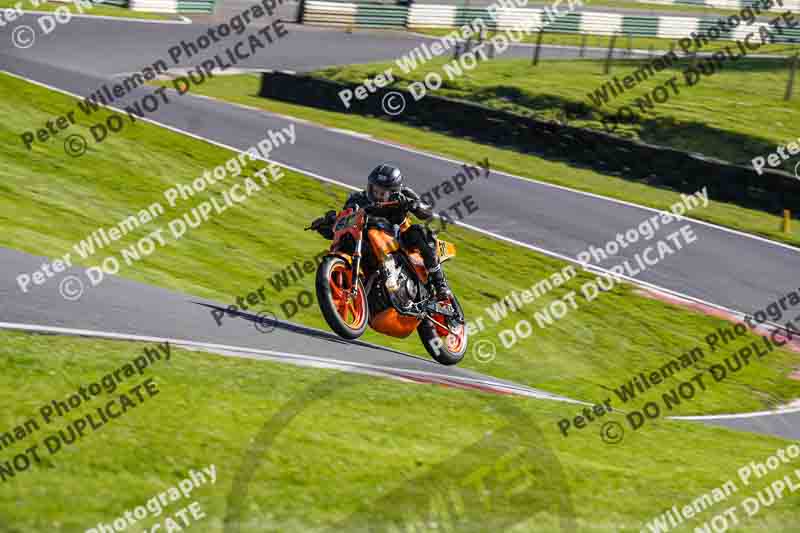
[176,0,216,12]
[303,1,408,27]
[129,0,215,13]
[304,1,800,42]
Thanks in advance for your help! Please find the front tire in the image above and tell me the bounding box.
[418,294,468,365]
[316,256,369,339]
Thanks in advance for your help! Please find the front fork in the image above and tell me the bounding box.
[349,231,364,300]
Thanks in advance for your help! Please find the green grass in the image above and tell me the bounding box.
[3,53,800,531]
[314,57,800,169]
[1,70,799,416]
[1,330,800,531]
[0,0,177,19]
[151,71,800,248]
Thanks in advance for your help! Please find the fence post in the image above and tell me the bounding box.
[627,34,633,57]
[579,33,587,58]
[604,35,617,74]
[533,30,544,65]
[785,53,798,101]
[689,49,698,70]
[784,209,792,234]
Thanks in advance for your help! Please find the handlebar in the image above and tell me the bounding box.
[305,210,337,231]
[365,200,401,212]
[306,202,402,231]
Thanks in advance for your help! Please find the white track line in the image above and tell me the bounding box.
[40,62,800,256]
[342,125,800,255]
[3,68,794,336]
[121,67,800,257]
[0,321,791,422]
[2,69,796,421]
[1,70,360,194]
[0,321,580,402]
[672,406,800,421]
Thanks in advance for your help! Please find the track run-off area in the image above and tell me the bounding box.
[1,10,799,442]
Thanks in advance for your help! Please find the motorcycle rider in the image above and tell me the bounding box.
[344,163,453,300]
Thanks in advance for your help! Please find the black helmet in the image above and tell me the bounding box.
[367,163,403,202]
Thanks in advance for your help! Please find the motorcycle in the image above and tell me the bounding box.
[305,198,468,365]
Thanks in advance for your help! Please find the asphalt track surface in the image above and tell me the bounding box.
[1,13,799,439]
[0,247,579,401]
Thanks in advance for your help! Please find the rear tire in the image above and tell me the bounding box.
[418,294,468,366]
[316,256,369,340]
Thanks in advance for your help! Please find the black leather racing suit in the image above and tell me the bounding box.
[343,186,440,271]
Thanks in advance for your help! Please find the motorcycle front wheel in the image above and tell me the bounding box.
[316,256,369,339]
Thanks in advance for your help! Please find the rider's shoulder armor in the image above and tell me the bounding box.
[344,190,370,210]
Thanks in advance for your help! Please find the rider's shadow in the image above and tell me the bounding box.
[194,302,424,359]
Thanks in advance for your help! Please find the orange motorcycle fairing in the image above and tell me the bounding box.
[368,228,428,283]
[369,307,421,338]
[367,228,400,261]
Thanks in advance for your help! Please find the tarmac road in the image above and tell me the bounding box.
[1,12,799,439]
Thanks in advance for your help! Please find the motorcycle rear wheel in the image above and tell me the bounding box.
[418,294,468,366]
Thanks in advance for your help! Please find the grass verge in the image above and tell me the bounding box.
[314,56,800,170]
[0,330,799,531]
[4,67,800,405]
[3,59,800,531]
[1,70,799,415]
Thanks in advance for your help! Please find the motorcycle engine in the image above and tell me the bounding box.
[382,255,419,309]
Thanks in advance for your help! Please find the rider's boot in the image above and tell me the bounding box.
[427,264,452,301]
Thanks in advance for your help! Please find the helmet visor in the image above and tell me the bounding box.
[369,183,400,202]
